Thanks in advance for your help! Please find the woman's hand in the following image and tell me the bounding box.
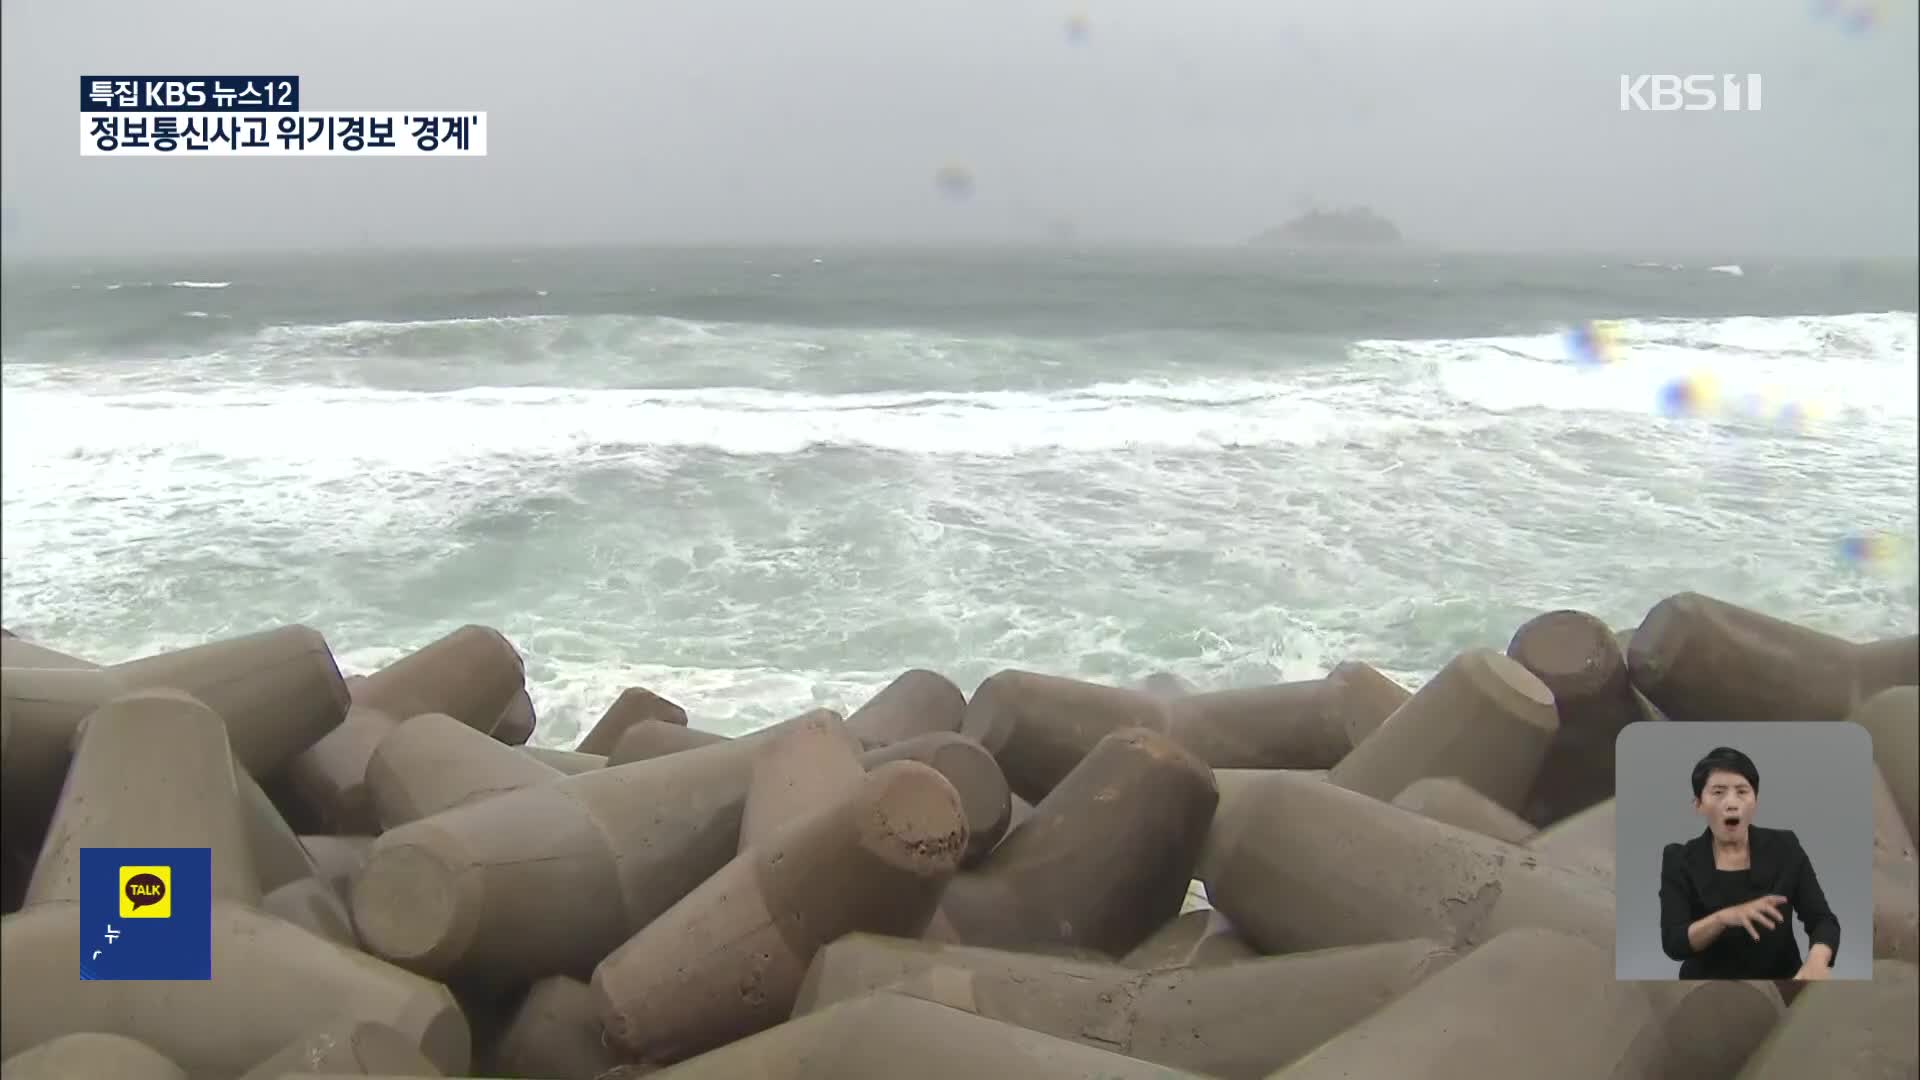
[1795,944,1834,981]
[1716,895,1788,941]
[1793,958,1831,980]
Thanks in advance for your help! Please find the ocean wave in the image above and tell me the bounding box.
[169,280,231,289]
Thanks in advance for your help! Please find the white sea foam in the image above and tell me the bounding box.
[4,308,1912,735]
[169,280,231,288]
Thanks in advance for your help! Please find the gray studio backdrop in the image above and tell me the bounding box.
[1614,721,1874,980]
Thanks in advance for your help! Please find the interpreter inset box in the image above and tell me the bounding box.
[1614,722,1873,981]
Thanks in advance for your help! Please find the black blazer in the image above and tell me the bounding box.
[1659,825,1840,979]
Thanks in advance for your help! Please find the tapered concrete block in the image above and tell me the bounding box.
[0,902,470,1077]
[1141,671,1196,699]
[241,769,322,895]
[1167,662,1412,770]
[1630,981,1786,1080]
[234,1018,438,1080]
[488,688,537,746]
[1204,769,1613,955]
[575,686,688,755]
[1006,794,1035,833]
[25,690,258,908]
[1507,609,1640,825]
[1392,777,1537,845]
[1734,959,1918,1079]
[1525,798,1616,881]
[1276,928,1657,1080]
[740,710,865,850]
[1852,687,1918,850]
[301,835,372,901]
[1327,647,1558,817]
[591,761,967,1063]
[844,668,966,749]
[352,712,824,982]
[606,720,728,764]
[860,732,1012,865]
[1,1033,185,1080]
[1,625,350,850]
[263,876,358,947]
[1873,860,1919,963]
[367,711,563,830]
[1872,766,1915,868]
[638,992,1210,1079]
[960,670,1173,804]
[0,636,98,669]
[942,727,1218,958]
[1122,909,1260,969]
[520,746,606,774]
[797,932,1452,1078]
[280,625,526,834]
[1628,592,1914,725]
[489,976,624,1080]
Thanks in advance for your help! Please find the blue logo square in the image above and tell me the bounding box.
[78,847,212,980]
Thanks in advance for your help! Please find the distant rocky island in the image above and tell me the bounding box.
[1249,207,1403,249]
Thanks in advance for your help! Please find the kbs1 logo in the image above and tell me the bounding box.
[1619,74,1763,112]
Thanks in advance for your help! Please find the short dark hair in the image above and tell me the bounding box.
[1691,746,1759,799]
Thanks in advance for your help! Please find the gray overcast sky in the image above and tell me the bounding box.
[2,0,1916,255]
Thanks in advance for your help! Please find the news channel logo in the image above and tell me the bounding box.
[79,76,486,157]
[1619,74,1763,112]
[79,847,212,980]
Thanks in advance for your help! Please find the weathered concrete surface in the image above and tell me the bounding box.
[1328,648,1558,817]
[1733,959,1918,1079]
[576,686,689,755]
[591,762,966,1064]
[1628,592,1916,725]
[793,932,1456,1079]
[844,669,967,749]
[1507,609,1641,825]
[941,727,1217,958]
[1,1033,185,1080]
[1391,777,1537,845]
[642,991,1212,1079]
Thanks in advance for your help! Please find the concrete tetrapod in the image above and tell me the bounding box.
[1626,980,1786,1080]
[488,975,625,1080]
[1164,661,1412,770]
[0,636,98,669]
[0,1033,186,1080]
[961,666,1408,806]
[234,1018,439,1080]
[1327,647,1558,817]
[574,685,689,755]
[1524,798,1616,882]
[520,746,606,774]
[366,711,563,830]
[940,727,1218,958]
[1140,671,1196,699]
[843,668,967,749]
[240,767,324,895]
[642,991,1211,1079]
[0,690,469,1075]
[1269,928,1660,1080]
[1733,959,1918,1079]
[300,835,372,901]
[1851,686,1918,849]
[0,625,351,851]
[959,671,1173,804]
[591,761,967,1064]
[1391,776,1538,845]
[858,732,1011,865]
[278,625,526,834]
[487,688,537,746]
[792,932,1456,1079]
[1203,769,1614,955]
[739,710,865,850]
[261,876,358,947]
[1627,592,1918,725]
[605,720,729,764]
[1121,909,1259,969]
[1507,609,1642,825]
[351,710,827,982]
